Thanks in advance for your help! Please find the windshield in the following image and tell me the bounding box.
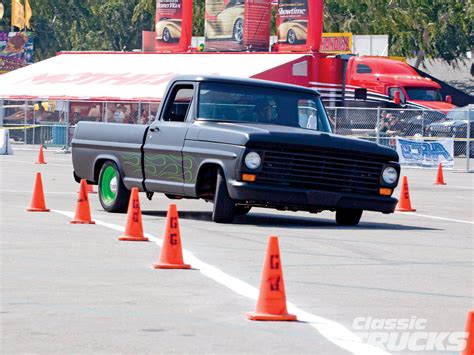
[405,87,442,101]
[446,108,474,121]
[198,82,332,133]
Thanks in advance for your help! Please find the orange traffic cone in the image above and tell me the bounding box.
[70,179,95,224]
[152,204,190,269]
[27,172,50,212]
[434,163,446,185]
[35,145,46,164]
[396,176,416,212]
[247,236,297,321]
[78,182,96,194]
[119,187,149,242]
[462,311,474,355]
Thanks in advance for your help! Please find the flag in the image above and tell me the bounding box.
[25,0,32,29]
[12,0,25,29]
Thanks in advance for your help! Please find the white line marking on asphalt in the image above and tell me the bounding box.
[0,160,72,166]
[442,185,474,190]
[0,190,76,195]
[52,209,388,355]
[396,212,474,225]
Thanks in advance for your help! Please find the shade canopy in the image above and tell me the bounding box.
[0,52,306,102]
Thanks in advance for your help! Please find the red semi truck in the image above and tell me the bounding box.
[313,55,456,113]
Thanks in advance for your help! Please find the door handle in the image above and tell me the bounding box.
[149,126,159,132]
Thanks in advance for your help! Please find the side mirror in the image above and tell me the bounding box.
[393,91,401,105]
[445,95,452,104]
[354,88,367,100]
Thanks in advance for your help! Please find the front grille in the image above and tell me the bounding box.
[254,143,385,195]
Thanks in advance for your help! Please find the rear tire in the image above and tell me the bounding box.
[212,169,235,223]
[336,209,362,226]
[98,161,130,213]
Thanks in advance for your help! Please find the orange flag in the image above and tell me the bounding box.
[25,0,32,29]
[12,0,25,29]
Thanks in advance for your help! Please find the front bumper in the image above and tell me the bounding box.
[228,180,397,213]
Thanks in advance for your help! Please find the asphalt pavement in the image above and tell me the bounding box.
[1,148,473,354]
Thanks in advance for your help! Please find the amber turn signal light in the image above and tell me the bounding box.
[242,174,257,182]
[379,188,393,196]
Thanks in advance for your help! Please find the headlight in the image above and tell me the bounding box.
[382,167,398,185]
[244,152,262,170]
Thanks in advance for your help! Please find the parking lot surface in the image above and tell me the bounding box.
[1,148,473,354]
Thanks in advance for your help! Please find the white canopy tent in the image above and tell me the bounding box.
[0,52,306,102]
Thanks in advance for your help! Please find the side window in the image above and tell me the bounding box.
[298,99,319,130]
[356,64,372,74]
[388,88,406,103]
[162,85,194,122]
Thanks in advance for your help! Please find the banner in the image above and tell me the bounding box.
[155,0,193,52]
[205,0,246,51]
[0,31,34,73]
[276,0,323,52]
[396,138,454,169]
[204,0,270,52]
[321,33,352,54]
[243,0,271,52]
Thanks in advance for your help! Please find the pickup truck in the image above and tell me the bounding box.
[72,75,400,225]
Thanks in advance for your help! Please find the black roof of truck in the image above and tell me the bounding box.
[168,75,321,96]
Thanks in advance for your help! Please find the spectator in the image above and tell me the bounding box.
[255,99,275,123]
[378,112,401,137]
[113,104,125,123]
[139,109,150,125]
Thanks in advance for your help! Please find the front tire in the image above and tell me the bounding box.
[212,169,235,223]
[336,209,363,226]
[234,205,251,215]
[98,161,130,213]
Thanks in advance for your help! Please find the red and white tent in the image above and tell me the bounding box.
[0,52,309,102]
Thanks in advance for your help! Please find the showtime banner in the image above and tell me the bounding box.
[155,0,193,52]
[276,0,323,52]
[205,0,271,52]
[396,138,454,169]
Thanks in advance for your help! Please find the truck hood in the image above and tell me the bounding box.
[410,100,455,114]
[191,121,398,161]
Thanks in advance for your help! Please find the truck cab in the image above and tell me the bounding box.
[346,57,456,113]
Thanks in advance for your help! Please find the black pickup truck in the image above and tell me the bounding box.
[72,75,400,225]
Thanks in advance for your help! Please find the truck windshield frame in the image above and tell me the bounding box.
[405,87,442,102]
[196,82,332,133]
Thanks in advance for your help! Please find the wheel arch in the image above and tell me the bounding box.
[195,160,227,198]
[93,155,124,184]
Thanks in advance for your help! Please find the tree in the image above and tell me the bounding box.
[324,0,473,68]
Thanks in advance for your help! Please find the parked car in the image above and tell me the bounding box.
[427,105,474,157]
[72,75,400,226]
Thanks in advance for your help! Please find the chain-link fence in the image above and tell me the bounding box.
[327,106,473,171]
[0,99,160,149]
[1,100,472,171]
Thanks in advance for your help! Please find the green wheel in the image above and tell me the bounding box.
[98,161,130,212]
